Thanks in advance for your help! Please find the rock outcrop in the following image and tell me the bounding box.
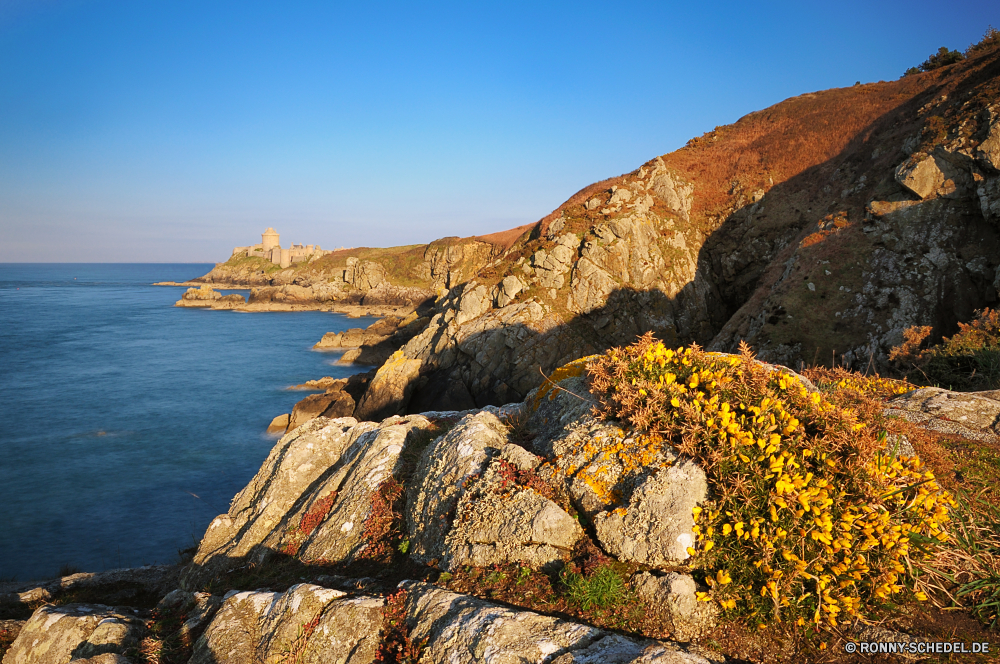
[885,387,1000,442]
[181,413,439,590]
[524,372,707,567]
[189,584,383,664]
[0,565,178,617]
[400,581,713,664]
[280,371,373,434]
[174,285,246,308]
[14,361,1000,661]
[3,604,144,664]
[338,48,1000,417]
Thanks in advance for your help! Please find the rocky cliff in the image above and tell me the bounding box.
[187,234,519,312]
[340,45,1000,418]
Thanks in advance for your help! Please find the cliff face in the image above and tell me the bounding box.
[193,236,510,310]
[344,46,1000,416]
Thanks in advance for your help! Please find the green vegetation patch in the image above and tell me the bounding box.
[223,254,283,273]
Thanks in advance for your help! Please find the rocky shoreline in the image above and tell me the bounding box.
[4,357,998,663]
[166,283,430,318]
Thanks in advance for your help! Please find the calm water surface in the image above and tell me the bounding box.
[0,264,374,580]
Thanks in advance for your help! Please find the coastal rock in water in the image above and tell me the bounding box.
[405,411,510,565]
[175,284,222,307]
[400,581,712,664]
[315,327,367,349]
[189,584,382,664]
[287,390,355,431]
[210,293,247,309]
[287,376,346,391]
[3,604,144,664]
[267,413,289,433]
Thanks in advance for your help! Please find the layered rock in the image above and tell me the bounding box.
[2,604,144,664]
[187,363,713,592]
[17,362,1000,661]
[189,584,382,664]
[400,581,713,664]
[885,387,1000,442]
[181,413,438,590]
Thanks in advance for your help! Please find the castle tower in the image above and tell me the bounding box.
[262,227,280,253]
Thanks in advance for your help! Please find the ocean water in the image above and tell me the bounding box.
[0,264,375,581]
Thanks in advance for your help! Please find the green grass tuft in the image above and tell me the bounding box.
[560,565,630,611]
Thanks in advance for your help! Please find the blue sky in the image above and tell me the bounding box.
[1,1,996,262]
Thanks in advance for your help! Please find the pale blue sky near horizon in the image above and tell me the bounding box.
[1,1,997,262]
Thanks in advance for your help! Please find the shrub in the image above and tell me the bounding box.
[890,309,1000,391]
[967,26,1000,57]
[587,335,955,629]
[920,46,965,71]
[801,366,913,401]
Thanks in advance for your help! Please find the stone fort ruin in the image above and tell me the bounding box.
[231,228,329,268]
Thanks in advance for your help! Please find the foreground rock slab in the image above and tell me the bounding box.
[0,565,178,616]
[405,411,511,566]
[189,583,383,664]
[3,604,144,664]
[886,387,1000,442]
[526,373,706,569]
[182,413,440,590]
[400,581,716,664]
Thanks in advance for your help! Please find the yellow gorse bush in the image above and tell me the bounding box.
[587,334,955,629]
[802,366,914,400]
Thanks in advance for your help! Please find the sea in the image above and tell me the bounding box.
[0,264,375,581]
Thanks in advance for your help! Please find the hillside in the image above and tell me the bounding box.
[188,41,1000,418]
[314,42,1000,419]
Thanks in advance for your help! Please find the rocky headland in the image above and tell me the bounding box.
[9,39,1000,664]
[239,44,1000,426]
